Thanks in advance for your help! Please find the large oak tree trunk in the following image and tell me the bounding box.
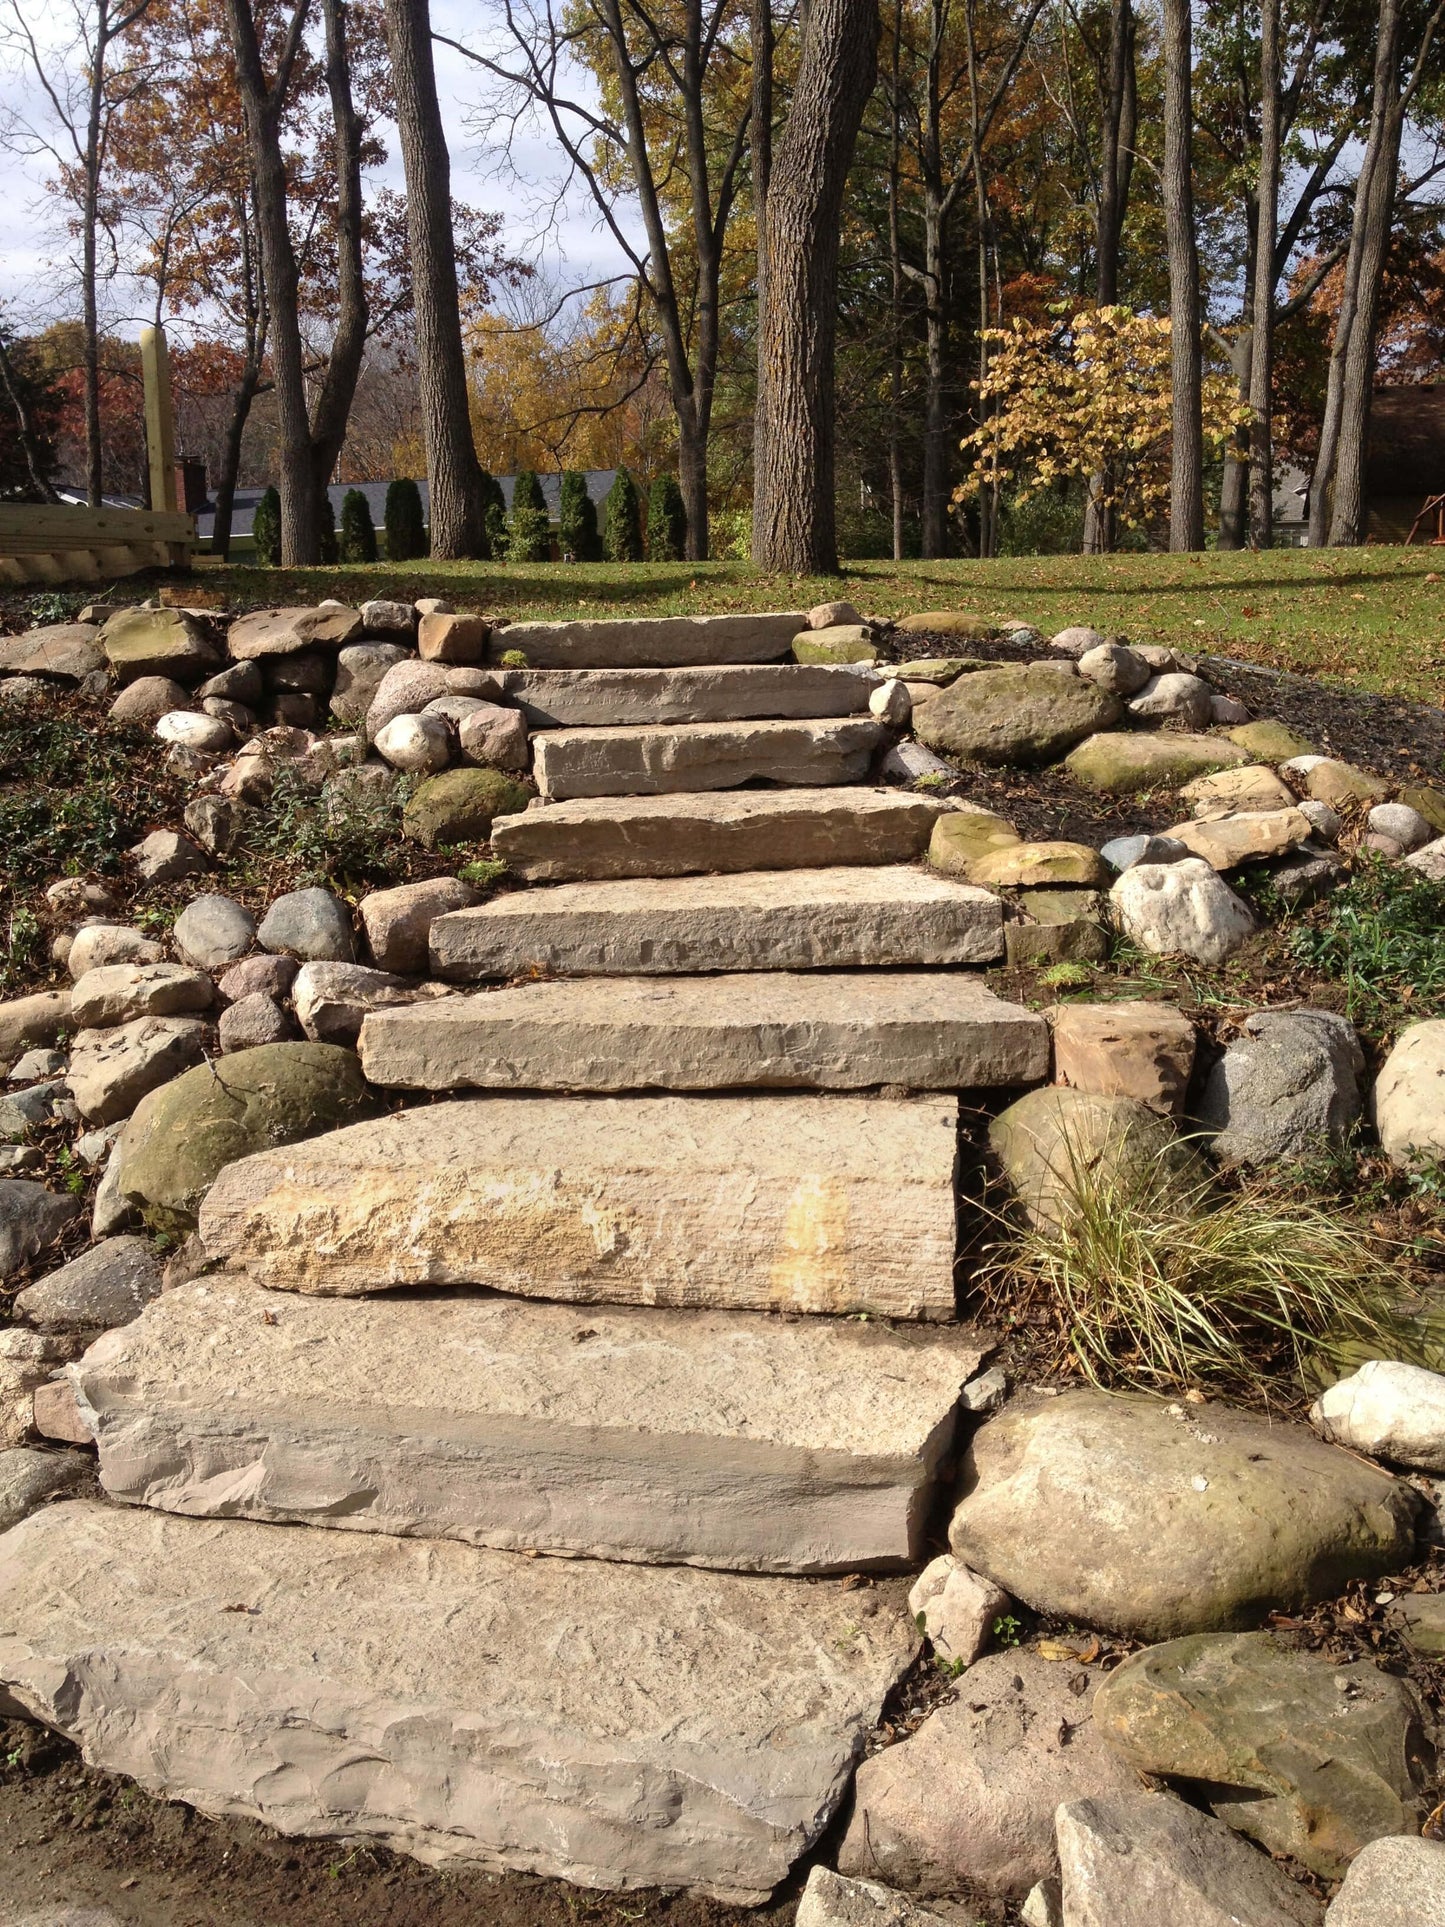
[383,0,486,557]
[1247,0,1281,550]
[226,0,318,564]
[1161,0,1203,551]
[752,0,879,575]
[307,0,369,515]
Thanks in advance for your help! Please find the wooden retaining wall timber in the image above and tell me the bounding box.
[0,505,197,585]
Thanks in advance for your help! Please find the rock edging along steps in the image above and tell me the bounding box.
[196,1093,962,1318]
[72,1283,991,1571]
[0,1501,917,1902]
[428,867,1005,979]
[499,662,880,727]
[531,717,884,798]
[490,787,951,881]
[356,973,1051,1095]
[489,610,803,669]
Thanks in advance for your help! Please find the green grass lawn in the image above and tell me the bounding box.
[177,544,1443,703]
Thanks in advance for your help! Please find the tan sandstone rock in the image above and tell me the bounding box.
[198,1092,963,1318]
[0,1499,916,1902]
[1051,1001,1197,1115]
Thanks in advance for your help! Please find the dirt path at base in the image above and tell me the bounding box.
[0,1721,805,1927]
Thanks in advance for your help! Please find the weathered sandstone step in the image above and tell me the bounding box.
[532,718,884,799]
[500,663,879,727]
[490,610,802,669]
[75,1284,989,1570]
[0,1501,916,1900]
[430,867,1004,978]
[198,1093,961,1317]
[358,973,1050,1094]
[492,788,949,881]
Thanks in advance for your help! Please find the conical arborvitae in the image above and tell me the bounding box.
[647,473,687,561]
[338,487,378,564]
[477,469,507,560]
[384,478,428,561]
[507,468,552,561]
[559,469,602,560]
[252,485,281,566]
[604,465,644,562]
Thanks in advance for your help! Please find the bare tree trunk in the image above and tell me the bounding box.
[82,7,107,506]
[1217,324,1252,548]
[886,0,904,561]
[1095,0,1133,304]
[307,0,368,511]
[226,0,318,564]
[1324,0,1441,544]
[211,356,262,559]
[752,0,773,549]
[1248,0,1281,549]
[1161,0,1203,550]
[383,0,486,556]
[919,188,950,557]
[1082,0,1133,553]
[0,331,61,502]
[753,0,879,573]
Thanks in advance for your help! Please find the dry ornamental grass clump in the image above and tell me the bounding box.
[979,1141,1437,1398]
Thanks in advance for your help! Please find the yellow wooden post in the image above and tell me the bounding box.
[140,324,179,514]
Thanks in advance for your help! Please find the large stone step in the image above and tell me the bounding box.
[0,1501,916,1901]
[491,609,802,669]
[357,972,1050,1095]
[197,1092,961,1318]
[430,867,1004,979]
[492,787,949,882]
[74,1284,989,1571]
[532,718,884,799]
[500,662,879,727]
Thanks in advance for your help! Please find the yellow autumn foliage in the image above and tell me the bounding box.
[958,307,1251,529]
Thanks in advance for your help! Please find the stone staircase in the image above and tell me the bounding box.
[0,612,1050,1904]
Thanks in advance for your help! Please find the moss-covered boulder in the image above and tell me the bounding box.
[115,1042,373,1234]
[403,768,530,849]
[1065,731,1250,793]
[792,625,876,665]
[1094,1631,1428,1876]
[1399,785,1445,833]
[1225,718,1318,764]
[1005,889,1110,966]
[927,810,1020,876]
[100,607,220,686]
[895,610,997,641]
[916,662,1120,767]
[988,1086,1192,1232]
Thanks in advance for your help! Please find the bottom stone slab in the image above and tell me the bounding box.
[0,1502,916,1902]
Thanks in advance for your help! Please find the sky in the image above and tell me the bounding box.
[0,0,637,337]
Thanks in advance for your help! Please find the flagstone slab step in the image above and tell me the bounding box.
[358,972,1050,1095]
[500,663,880,727]
[492,788,950,881]
[0,1501,916,1900]
[430,867,1005,979]
[491,610,802,669]
[197,1093,961,1318]
[75,1283,989,1570]
[532,718,885,799]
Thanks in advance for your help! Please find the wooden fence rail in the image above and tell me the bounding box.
[0,506,197,586]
